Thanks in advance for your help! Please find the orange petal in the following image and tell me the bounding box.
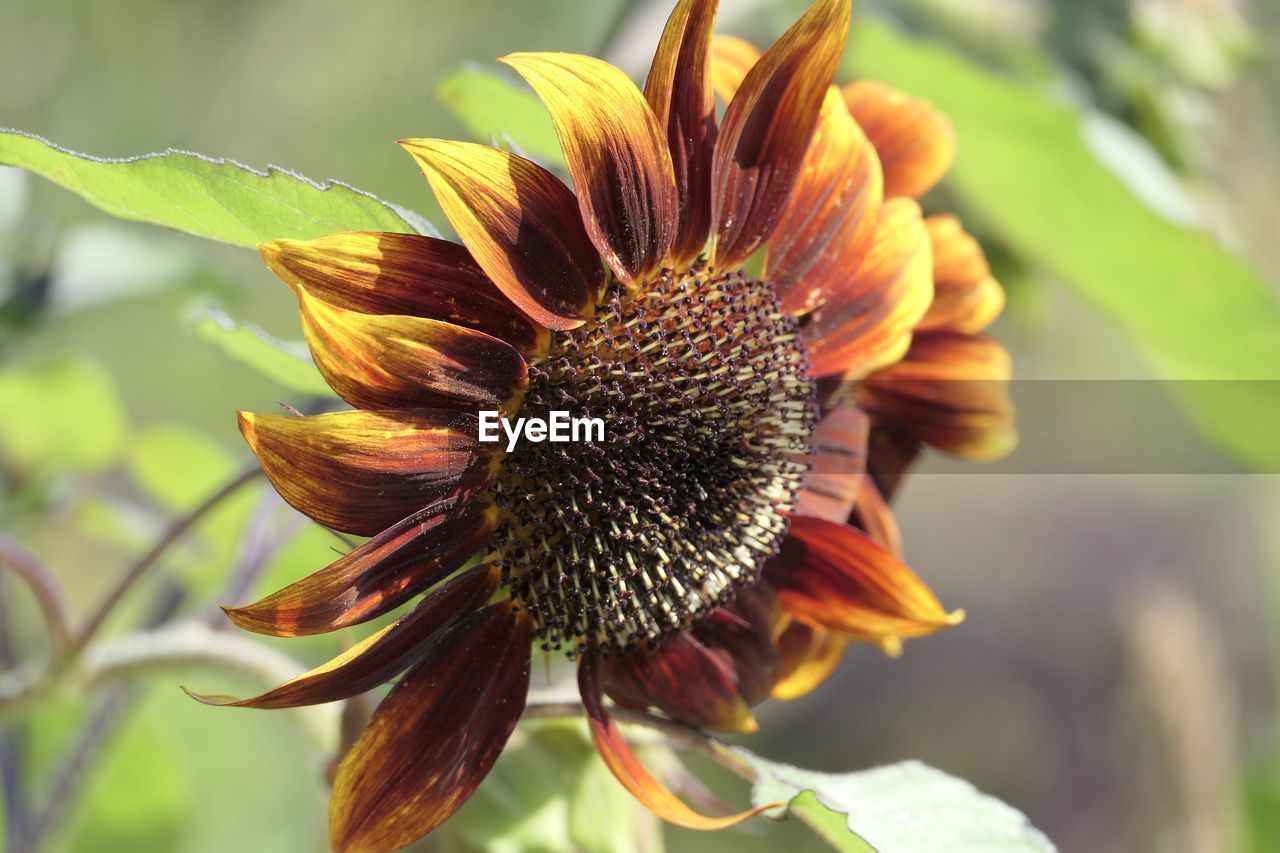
[802,197,934,379]
[917,214,1006,334]
[187,565,500,709]
[766,88,883,315]
[858,331,1016,460]
[770,616,847,701]
[224,496,496,637]
[259,232,549,357]
[296,287,527,414]
[644,0,720,266]
[604,631,758,734]
[238,408,497,537]
[502,53,677,284]
[766,515,963,642]
[842,80,955,200]
[579,654,774,830]
[849,475,903,557]
[710,0,852,268]
[794,405,867,523]
[402,139,601,329]
[708,35,761,103]
[329,601,531,853]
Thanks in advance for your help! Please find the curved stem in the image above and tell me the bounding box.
[0,535,72,658]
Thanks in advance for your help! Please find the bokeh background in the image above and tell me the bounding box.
[2,0,1279,851]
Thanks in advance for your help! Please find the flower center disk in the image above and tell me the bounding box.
[493,266,817,656]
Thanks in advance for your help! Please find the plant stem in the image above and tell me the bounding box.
[0,536,71,658]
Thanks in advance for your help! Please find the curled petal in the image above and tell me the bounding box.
[918,214,1005,334]
[402,139,601,329]
[849,475,903,557]
[802,197,933,379]
[297,288,527,414]
[225,496,496,637]
[770,616,846,701]
[766,88,883,315]
[187,565,500,709]
[692,588,783,707]
[644,0,720,266]
[865,425,923,502]
[259,232,548,357]
[766,515,963,642]
[239,408,497,537]
[330,601,531,853]
[710,0,852,268]
[579,654,773,830]
[859,331,1016,460]
[795,405,868,523]
[842,80,955,200]
[708,35,761,103]
[503,53,677,284]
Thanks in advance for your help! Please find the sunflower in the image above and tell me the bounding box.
[186,0,1011,850]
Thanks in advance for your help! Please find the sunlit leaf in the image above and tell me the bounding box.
[852,20,1280,469]
[0,129,428,248]
[189,305,334,398]
[436,66,567,167]
[740,750,1055,853]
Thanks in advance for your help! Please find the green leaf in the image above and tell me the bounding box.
[0,128,429,248]
[740,751,1055,853]
[852,20,1280,469]
[436,66,566,167]
[189,305,333,397]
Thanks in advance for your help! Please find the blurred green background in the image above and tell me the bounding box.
[2,0,1280,851]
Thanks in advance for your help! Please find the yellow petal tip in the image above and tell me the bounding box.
[945,608,966,626]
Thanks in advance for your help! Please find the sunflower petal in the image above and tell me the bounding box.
[795,405,867,523]
[402,139,601,329]
[802,197,933,379]
[224,496,496,637]
[238,409,497,537]
[766,515,962,642]
[842,80,955,200]
[708,35,761,103]
[644,0,719,266]
[579,654,774,830]
[187,565,500,709]
[329,602,531,853]
[858,331,1016,460]
[770,616,846,701]
[296,287,527,414]
[917,214,1005,334]
[766,88,883,314]
[503,52,677,284]
[849,475,903,557]
[710,0,851,268]
[259,232,548,357]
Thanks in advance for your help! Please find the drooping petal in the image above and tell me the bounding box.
[503,53,677,284]
[865,424,923,502]
[917,214,1005,334]
[710,0,852,268]
[259,232,549,357]
[708,35,761,103]
[579,654,774,830]
[770,616,846,701]
[238,409,498,537]
[187,565,500,709]
[858,331,1016,460]
[692,587,783,708]
[849,475,903,557]
[842,80,955,200]
[225,496,496,637]
[329,601,531,853]
[765,88,883,314]
[401,139,601,329]
[765,515,963,642]
[794,405,867,523]
[296,287,527,414]
[604,631,758,734]
[644,0,719,266]
[802,197,933,379]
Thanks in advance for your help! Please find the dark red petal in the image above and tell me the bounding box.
[644,0,720,266]
[259,232,549,358]
[238,408,498,537]
[865,424,923,501]
[224,496,496,637]
[849,476,903,557]
[795,405,868,523]
[329,601,531,853]
[710,0,851,268]
[692,586,783,707]
[187,565,500,709]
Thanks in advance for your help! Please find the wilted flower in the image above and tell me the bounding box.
[187,0,1013,850]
